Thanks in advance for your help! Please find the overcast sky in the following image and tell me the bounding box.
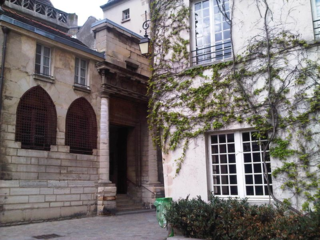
[51,0,107,25]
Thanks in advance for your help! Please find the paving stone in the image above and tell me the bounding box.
[0,212,168,240]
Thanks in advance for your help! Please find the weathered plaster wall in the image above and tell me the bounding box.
[102,0,150,36]
[231,0,314,55]
[0,31,102,225]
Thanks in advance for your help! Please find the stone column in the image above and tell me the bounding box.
[142,131,164,206]
[147,131,159,184]
[98,95,110,183]
[97,69,117,215]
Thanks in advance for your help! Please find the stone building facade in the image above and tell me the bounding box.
[0,0,163,226]
[92,16,163,215]
[0,0,104,225]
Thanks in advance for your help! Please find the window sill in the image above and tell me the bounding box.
[73,84,91,93]
[121,18,130,23]
[33,74,55,84]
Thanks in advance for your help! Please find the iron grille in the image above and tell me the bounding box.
[66,98,97,155]
[16,86,57,150]
[191,41,232,65]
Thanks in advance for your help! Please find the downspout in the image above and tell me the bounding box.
[0,26,9,116]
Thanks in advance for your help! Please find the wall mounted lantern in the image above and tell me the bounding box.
[139,11,151,55]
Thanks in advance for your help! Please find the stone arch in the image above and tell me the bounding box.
[15,86,57,150]
[65,97,97,155]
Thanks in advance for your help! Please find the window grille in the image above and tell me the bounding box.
[66,98,97,155]
[16,86,57,150]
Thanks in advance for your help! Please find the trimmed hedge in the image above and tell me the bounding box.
[165,196,320,240]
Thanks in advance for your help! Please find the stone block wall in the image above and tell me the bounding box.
[94,25,151,78]
[0,28,102,225]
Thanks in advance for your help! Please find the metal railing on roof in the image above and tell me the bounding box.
[191,41,232,66]
[6,0,68,24]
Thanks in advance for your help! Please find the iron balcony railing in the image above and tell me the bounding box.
[6,0,68,24]
[314,19,320,39]
[191,41,232,66]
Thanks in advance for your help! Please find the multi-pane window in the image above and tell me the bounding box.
[209,131,272,198]
[122,9,130,21]
[192,0,232,65]
[66,98,97,155]
[312,0,320,39]
[74,58,87,86]
[35,44,51,76]
[16,86,57,151]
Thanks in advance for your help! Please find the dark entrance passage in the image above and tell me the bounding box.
[110,125,131,194]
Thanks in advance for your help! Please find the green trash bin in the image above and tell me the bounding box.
[154,197,172,228]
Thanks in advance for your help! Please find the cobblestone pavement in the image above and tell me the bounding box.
[0,212,168,240]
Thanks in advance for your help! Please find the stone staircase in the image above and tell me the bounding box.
[116,194,154,215]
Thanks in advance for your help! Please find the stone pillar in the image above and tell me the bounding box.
[97,69,117,215]
[98,95,110,183]
[148,132,159,184]
[141,132,164,206]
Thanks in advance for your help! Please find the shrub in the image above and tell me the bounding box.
[165,196,320,240]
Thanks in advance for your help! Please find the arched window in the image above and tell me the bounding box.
[16,86,57,150]
[65,98,97,155]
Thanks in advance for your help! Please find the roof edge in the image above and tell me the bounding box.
[92,18,143,40]
[0,14,104,59]
[100,0,125,9]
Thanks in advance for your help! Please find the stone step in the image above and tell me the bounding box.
[117,202,142,207]
[117,205,145,211]
[116,194,129,198]
[115,194,147,213]
[116,208,155,216]
[116,198,137,202]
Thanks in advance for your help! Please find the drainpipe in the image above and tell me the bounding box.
[0,26,9,115]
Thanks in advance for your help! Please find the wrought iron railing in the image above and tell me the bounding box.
[191,41,232,65]
[314,19,320,39]
[127,178,156,199]
[6,0,68,24]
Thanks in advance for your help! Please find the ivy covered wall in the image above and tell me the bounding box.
[148,0,320,213]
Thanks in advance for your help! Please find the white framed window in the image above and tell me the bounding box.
[311,0,320,39]
[122,9,130,21]
[74,57,87,86]
[35,44,51,76]
[191,0,232,65]
[209,131,272,198]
